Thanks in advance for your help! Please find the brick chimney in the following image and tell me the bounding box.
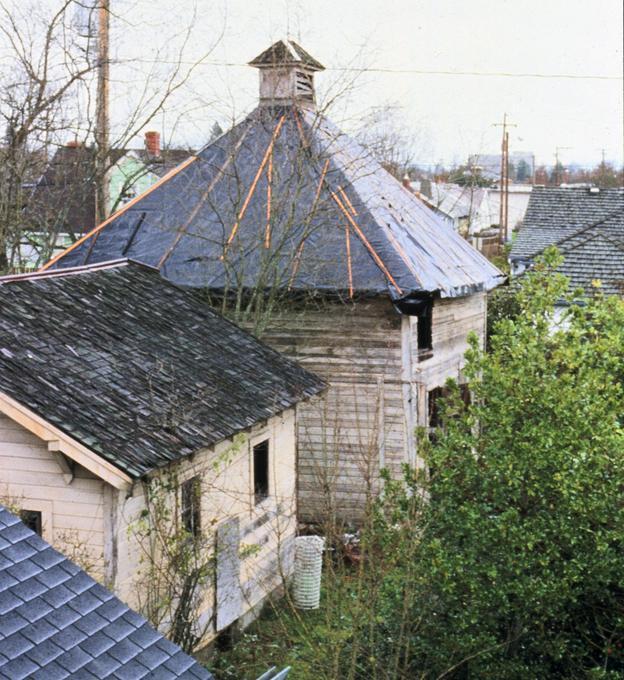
[402,173,411,190]
[144,131,161,157]
[249,40,325,109]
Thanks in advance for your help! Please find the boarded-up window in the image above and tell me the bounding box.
[20,510,42,536]
[181,476,201,537]
[253,440,269,504]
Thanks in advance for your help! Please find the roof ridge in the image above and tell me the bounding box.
[0,258,134,284]
[558,227,624,254]
[551,207,624,250]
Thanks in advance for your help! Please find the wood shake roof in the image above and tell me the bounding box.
[0,261,325,478]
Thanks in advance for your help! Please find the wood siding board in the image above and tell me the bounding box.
[255,293,487,524]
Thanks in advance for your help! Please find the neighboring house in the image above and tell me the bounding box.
[509,186,624,277]
[0,260,324,645]
[408,181,493,236]
[43,40,505,525]
[0,505,212,679]
[553,212,624,297]
[16,133,191,269]
[488,183,533,237]
[468,151,535,183]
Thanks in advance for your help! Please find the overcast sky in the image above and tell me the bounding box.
[108,0,623,168]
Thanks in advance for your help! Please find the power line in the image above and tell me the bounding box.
[118,59,623,81]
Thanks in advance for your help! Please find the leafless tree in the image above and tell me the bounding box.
[0,0,222,272]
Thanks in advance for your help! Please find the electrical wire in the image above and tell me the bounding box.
[119,59,623,81]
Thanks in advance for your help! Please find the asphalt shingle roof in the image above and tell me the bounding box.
[46,104,503,300]
[0,505,213,680]
[0,261,325,478]
[554,215,624,297]
[510,186,624,260]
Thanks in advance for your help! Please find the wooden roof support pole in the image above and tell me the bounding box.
[288,158,329,290]
[292,108,309,149]
[288,240,306,290]
[265,151,273,248]
[338,186,357,216]
[159,124,254,269]
[223,115,286,255]
[331,191,403,295]
[345,220,353,298]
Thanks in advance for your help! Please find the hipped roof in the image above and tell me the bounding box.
[46,106,504,300]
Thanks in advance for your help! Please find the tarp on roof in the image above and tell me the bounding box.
[46,106,504,300]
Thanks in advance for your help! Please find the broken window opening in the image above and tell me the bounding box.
[181,476,201,538]
[20,510,42,536]
[253,440,270,505]
[417,306,433,359]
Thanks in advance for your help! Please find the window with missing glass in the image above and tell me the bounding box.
[20,509,42,536]
[181,476,201,538]
[253,440,269,505]
[417,305,433,356]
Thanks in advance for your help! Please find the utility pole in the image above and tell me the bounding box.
[95,0,110,225]
[492,113,516,245]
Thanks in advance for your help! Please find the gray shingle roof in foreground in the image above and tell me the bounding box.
[0,261,325,477]
[510,186,624,260]
[0,505,213,680]
[45,106,504,300]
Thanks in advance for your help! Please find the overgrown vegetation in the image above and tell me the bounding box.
[212,249,624,678]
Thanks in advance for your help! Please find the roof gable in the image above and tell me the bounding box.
[249,39,325,71]
[0,261,324,478]
[0,505,213,679]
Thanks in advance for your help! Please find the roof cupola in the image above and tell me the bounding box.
[249,39,324,109]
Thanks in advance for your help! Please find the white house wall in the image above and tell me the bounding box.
[0,413,107,578]
[112,409,298,646]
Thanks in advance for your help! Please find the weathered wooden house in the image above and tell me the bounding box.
[44,41,504,524]
[0,260,324,645]
[0,504,213,678]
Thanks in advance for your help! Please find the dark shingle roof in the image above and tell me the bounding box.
[554,213,624,297]
[0,261,325,478]
[0,505,213,679]
[510,186,624,260]
[249,39,325,71]
[46,105,503,300]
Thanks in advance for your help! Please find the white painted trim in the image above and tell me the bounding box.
[0,391,132,491]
